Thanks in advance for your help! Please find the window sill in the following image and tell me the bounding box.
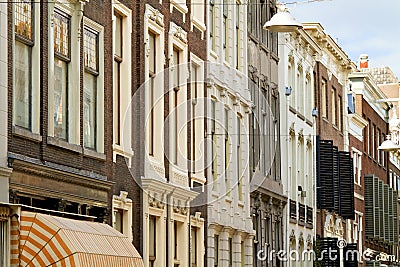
[210,50,218,60]
[47,136,83,154]
[13,126,42,143]
[298,220,306,226]
[306,119,313,127]
[83,148,106,161]
[289,217,297,224]
[322,118,329,124]
[238,200,244,208]
[306,223,313,229]
[225,196,232,203]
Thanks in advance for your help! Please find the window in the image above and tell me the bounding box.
[378,128,381,163]
[191,63,199,173]
[114,209,123,233]
[237,116,243,201]
[53,10,70,140]
[83,28,98,149]
[372,124,376,158]
[353,150,362,185]
[229,237,233,267]
[149,216,156,266]
[173,48,181,165]
[174,221,181,261]
[214,235,219,267]
[235,2,240,69]
[212,100,217,190]
[14,0,33,129]
[306,75,312,118]
[248,0,258,37]
[225,109,230,195]
[191,227,197,267]
[331,88,336,125]
[260,0,267,45]
[209,0,215,51]
[113,12,123,145]
[149,32,156,155]
[297,69,304,114]
[321,80,327,118]
[338,96,342,131]
[241,241,245,267]
[223,0,228,61]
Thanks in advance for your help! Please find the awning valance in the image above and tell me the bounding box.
[16,211,143,267]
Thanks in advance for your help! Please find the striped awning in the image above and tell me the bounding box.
[17,211,143,267]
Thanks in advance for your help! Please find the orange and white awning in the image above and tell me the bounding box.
[15,211,143,267]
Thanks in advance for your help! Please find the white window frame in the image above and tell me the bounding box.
[83,17,105,154]
[112,0,133,165]
[190,54,205,185]
[169,22,188,181]
[352,148,362,186]
[112,191,133,242]
[191,0,206,36]
[48,2,81,145]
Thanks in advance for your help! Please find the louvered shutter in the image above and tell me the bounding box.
[389,189,394,244]
[317,137,334,210]
[343,243,358,267]
[365,175,377,238]
[333,146,340,214]
[338,151,355,220]
[378,179,384,241]
[316,237,340,267]
[384,184,389,243]
[393,188,399,244]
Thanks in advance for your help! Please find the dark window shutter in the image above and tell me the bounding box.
[364,175,377,238]
[384,184,389,243]
[338,151,355,220]
[343,243,358,267]
[317,137,334,210]
[378,179,384,241]
[333,146,340,214]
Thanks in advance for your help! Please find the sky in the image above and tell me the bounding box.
[289,0,400,79]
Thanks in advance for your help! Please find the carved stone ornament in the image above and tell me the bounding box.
[0,205,11,221]
[171,23,187,44]
[146,5,164,27]
[289,230,296,245]
[298,232,304,249]
[306,234,313,250]
[148,192,165,209]
[173,199,188,215]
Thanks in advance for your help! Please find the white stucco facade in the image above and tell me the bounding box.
[0,2,11,202]
[206,1,254,266]
[278,29,320,266]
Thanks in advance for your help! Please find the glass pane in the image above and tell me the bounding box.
[54,58,68,139]
[173,49,179,88]
[115,209,123,233]
[149,216,156,257]
[114,13,122,57]
[149,32,156,74]
[83,72,96,149]
[54,10,70,57]
[113,60,120,144]
[14,0,33,40]
[84,28,98,71]
[14,41,31,129]
[191,228,197,264]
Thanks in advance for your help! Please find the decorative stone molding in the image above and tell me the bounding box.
[298,232,304,249]
[289,230,296,245]
[146,4,164,27]
[173,199,188,215]
[306,234,313,250]
[298,129,304,144]
[148,192,166,209]
[289,122,295,136]
[0,205,11,221]
[170,22,187,44]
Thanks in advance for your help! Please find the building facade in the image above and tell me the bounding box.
[278,28,320,266]
[206,0,254,266]
[304,23,357,266]
[247,0,286,266]
[124,1,207,266]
